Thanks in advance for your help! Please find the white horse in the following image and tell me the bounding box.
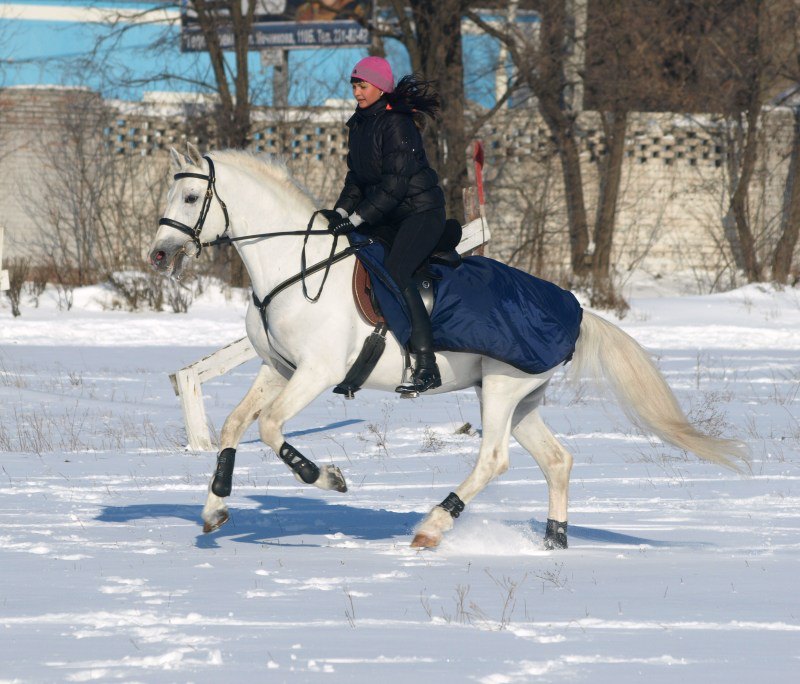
[149,145,747,549]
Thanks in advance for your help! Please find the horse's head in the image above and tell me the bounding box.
[149,143,229,278]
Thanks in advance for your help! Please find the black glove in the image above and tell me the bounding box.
[319,209,341,225]
[319,208,355,235]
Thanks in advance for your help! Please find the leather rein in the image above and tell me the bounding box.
[157,154,364,307]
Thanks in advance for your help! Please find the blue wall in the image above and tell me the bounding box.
[1,1,501,107]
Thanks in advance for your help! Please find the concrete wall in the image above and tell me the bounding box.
[1,86,795,286]
[0,87,107,255]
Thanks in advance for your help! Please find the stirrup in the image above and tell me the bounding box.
[395,366,442,397]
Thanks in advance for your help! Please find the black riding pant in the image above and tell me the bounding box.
[384,207,446,289]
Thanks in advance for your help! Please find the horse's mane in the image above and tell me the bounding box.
[210,149,318,208]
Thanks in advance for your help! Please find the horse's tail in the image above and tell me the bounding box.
[569,310,749,471]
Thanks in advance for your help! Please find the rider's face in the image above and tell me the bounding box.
[352,81,383,108]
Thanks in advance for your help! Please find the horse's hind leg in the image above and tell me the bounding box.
[511,389,574,549]
[202,363,287,533]
[412,362,549,548]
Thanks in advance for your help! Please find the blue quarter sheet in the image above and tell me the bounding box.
[350,234,583,375]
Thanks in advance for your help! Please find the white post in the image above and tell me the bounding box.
[173,368,214,451]
[0,226,9,293]
[169,336,258,450]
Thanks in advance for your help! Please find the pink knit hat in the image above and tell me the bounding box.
[350,56,394,93]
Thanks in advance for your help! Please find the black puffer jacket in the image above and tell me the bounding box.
[334,99,445,227]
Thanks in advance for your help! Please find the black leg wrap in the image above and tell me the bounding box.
[438,492,466,519]
[278,442,320,485]
[211,448,236,497]
[544,519,568,549]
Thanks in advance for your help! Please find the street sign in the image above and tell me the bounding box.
[180,0,372,52]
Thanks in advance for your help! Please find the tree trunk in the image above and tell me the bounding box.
[230,0,255,148]
[591,109,628,307]
[538,98,591,278]
[465,1,592,280]
[724,0,765,283]
[772,106,800,284]
[189,1,253,285]
[729,102,763,282]
[537,1,590,278]
[191,0,253,149]
[407,0,469,223]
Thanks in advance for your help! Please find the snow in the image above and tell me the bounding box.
[1,275,798,682]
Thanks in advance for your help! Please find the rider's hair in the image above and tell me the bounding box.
[385,74,440,121]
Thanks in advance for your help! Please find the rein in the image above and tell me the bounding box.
[158,154,365,308]
[252,243,360,334]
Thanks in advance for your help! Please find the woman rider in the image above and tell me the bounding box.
[321,56,446,395]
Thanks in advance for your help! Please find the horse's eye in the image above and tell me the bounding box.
[186,194,199,204]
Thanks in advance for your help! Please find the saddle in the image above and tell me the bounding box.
[352,218,463,325]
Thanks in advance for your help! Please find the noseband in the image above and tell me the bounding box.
[158,155,230,256]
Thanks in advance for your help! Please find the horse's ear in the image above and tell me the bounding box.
[186,142,203,167]
[169,147,184,174]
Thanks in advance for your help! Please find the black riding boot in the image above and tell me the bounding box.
[395,285,442,395]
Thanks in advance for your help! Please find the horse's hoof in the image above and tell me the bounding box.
[202,510,229,534]
[318,464,348,493]
[411,533,440,548]
[544,519,568,549]
[543,537,567,550]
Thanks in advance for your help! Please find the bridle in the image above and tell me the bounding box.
[158,155,231,258]
[157,154,367,309]
[158,154,339,255]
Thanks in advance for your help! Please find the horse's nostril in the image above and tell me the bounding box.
[155,251,165,262]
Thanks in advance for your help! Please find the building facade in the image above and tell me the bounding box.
[2,85,796,291]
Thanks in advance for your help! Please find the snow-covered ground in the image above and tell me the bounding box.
[1,276,799,683]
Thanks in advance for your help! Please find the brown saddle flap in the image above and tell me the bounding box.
[353,259,385,326]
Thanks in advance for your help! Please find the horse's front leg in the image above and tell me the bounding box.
[258,365,348,493]
[202,363,287,533]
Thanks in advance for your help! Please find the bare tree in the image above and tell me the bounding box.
[717,1,767,282]
[5,257,30,317]
[466,0,800,301]
[468,2,632,307]
[87,1,261,149]
[187,0,257,148]
[497,151,571,283]
[771,6,800,284]
[701,0,800,283]
[774,98,800,283]
[21,90,169,292]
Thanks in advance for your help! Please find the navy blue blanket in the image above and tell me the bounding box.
[350,234,583,375]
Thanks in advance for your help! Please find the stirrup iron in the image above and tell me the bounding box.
[395,357,441,397]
